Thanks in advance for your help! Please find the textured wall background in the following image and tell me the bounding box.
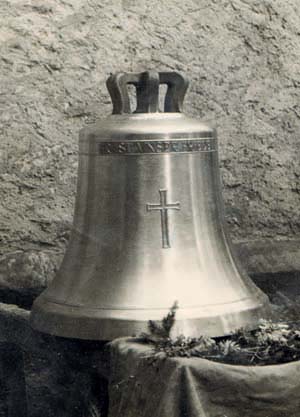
[0,0,299,290]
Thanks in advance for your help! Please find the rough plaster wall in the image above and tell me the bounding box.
[0,0,299,289]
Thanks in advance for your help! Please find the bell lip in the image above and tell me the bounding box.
[30,294,271,341]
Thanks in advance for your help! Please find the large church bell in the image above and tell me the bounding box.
[30,71,271,340]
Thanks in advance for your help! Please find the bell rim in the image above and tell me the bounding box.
[30,295,271,341]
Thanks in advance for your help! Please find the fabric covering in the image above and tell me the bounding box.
[108,338,300,417]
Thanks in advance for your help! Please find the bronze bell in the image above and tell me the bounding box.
[30,71,271,340]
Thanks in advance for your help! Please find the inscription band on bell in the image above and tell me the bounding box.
[98,138,216,155]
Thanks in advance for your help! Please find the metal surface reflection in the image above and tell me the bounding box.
[30,71,271,340]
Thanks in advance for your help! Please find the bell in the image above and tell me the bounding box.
[30,71,271,340]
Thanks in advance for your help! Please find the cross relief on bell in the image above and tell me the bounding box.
[147,189,180,249]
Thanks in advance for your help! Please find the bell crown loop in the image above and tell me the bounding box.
[106,71,189,115]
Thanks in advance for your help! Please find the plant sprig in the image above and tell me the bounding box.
[141,302,300,366]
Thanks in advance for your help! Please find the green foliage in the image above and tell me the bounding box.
[141,302,300,366]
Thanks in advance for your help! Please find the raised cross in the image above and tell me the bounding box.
[146,189,180,249]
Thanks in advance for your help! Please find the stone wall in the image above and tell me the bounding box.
[0,0,300,289]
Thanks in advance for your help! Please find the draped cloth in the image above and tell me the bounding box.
[108,338,300,417]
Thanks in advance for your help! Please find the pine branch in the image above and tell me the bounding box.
[141,312,300,365]
[142,301,178,342]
